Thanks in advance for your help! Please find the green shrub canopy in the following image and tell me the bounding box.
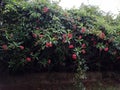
[0,0,120,74]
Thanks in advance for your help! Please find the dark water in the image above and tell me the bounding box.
[0,72,120,90]
[0,72,75,90]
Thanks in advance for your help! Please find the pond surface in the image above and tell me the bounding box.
[0,72,75,90]
[0,72,120,90]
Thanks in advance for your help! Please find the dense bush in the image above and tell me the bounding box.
[0,0,120,75]
[67,5,120,71]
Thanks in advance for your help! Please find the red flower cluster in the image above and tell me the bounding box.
[2,44,8,50]
[62,33,73,43]
[63,34,72,39]
[81,27,86,33]
[46,42,52,48]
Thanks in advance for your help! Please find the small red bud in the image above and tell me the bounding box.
[2,44,8,50]
[19,46,24,50]
[69,45,74,49]
[104,47,109,52]
[26,57,31,62]
[72,54,77,60]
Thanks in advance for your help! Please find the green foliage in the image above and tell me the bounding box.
[0,0,120,76]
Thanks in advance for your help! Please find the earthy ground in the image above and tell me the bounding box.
[84,72,120,90]
[0,72,120,90]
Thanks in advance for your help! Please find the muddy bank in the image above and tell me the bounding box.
[0,72,120,90]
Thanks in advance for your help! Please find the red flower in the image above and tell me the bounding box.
[48,59,51,64]
[32,33,37,38]
[104,47,109,52]
[43,7,49,13]
[78,35,82,39]
[81,27,86,33]
[62,33,72,41]
[62,34,66,42]
[68,33,72,39]
[49,43,52,47]
[19,45,24,50]
[82,44,86,48]
[2,44,8,50]
[46,42,50,47]
[81,49,86,54]
[99,32,105,39]
[72,54,77,60]
[69,45,74,49]
[26,57,31,62]
[46,42,52,48]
